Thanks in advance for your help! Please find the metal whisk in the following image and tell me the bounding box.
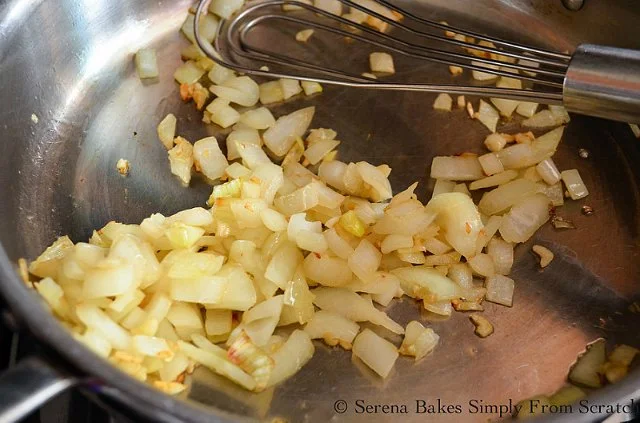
[194,0,640,123]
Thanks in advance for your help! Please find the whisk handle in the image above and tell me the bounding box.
[564,44,640,124]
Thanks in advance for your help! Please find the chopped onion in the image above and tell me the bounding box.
[209,0,244,19]
[499,193,551,243]
[239,107,276,130]
[536,158,561,185]
[478,178,538,215]
[312,287,404,334]
[484,133,508,152]
[433,93,453,111]
[561,169,589,200]
[516,101,539,118]
[369,52,395,74]
[226,128,261,161]
[208,63,235,85]
[314,0,342,15]
[630,123,640,138]
[352,329,399,378]
[348,239,381,282]
[193,136,228,181]
[280,79,303,100]
[357,161,392,201]
[425,192,483,258]
[430,156,484,181]
[431,179,455,198]
[568,339,606,388]
[475,100,500,133]
[174,61,205,85]
[168,137,194,185]
[447,263,473,289]
[318,160,347,192]
[391,266,461,302]
[157,114,177,150]
[487,237,514,275]
[304,310,359,348]
[301,81,323,95]
[304,253,352,286]
[210,76,260,107]
[469,170,518,190]
[304,139,340,165]
[206,98,240,129]
[259,81,285,105]
[523,109,558,128]
[263,107,315,156]
[296,29,314,42]
[478,152,504,176]
[135,48,159,79]
[267,330,314,387]
[549,105,570,124]
[468,253,495,277]
[399,321,439,360]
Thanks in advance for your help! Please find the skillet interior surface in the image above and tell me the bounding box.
[0,0,639,421]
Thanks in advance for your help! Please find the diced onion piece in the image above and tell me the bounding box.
[208,63,235,85]
[425,193,483,258]
[516,101,539,118]
[432,179,455,198]
[304,139,340,165]
[339,210,366,237]
[399,321,439,360]
[447,263,473,289]
[209,0,244,19]
[135,48,159,79]
[475,100,500,133]
[206,98,240,129]
[499,193,550,243]
[348,239,381,282]
[489,77,522,117]
[314,0,342,14]
[430,156,484,181]
[630,124,640,138]
[226,128,261,161]
[296,29,314,42]
[193,136,228,180]
[391,266,461,302]
[478,152,504,176]
[549,386,586,407]
[484,133,508,152]
[485,274,514,306]
[453,183,470,196]
[523,109,558,128]
[536,158,561,185]
[312,287,404,334]
[280,79,303,100]
[478,178,538,215]
[568,339,606,388]
[487,237,513,275]
[157,114,177,150]
[259,81,285,105]
[469,170,518,190]
[83,260,136,299]
[357,161,392,201]
[170,275,226,304]
[174,61,205,85]
[275,184,319,215]
[168,137,194,185]
[267,330,314,387]
[468,253,495,277]
[259,208,287,232]
[205,309,232,336]
[549,105,570,124]
[433,93,453,111]
[304,310,359,348]
[324,228,354,259]
[561,169,589,200]
[179,340,256,390]
[301,81,323,95]
[532,244,554,268]
[352,329,398,378]
[132,335,175,361]
[239,107,275,130]
[210,76,260,107]
[263,107,315,156]
[304,253,352,286]
[381,234,413,254]
[240,295,283,346]
[369,52,395,74]
[76,304,131,350]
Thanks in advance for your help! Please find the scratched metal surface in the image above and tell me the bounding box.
[0,0,639,422]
